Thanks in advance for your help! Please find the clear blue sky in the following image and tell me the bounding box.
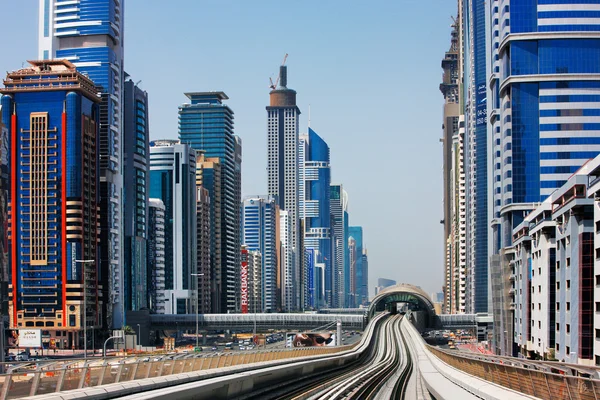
[2,0,456,297]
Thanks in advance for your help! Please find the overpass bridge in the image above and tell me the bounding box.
[126,311,366,346]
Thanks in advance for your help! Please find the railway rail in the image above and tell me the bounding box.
[243,313,413,400]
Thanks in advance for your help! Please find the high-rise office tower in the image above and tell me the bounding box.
[1,60,101,348]
[488,0,600,356]
[149,140,196,314]
[331,185,348,308]
[462,0,488,319]
[348,226,363,307]
[440,12,467,315]
[299,128,331,309]
[179,92,240,313]
[0,117,7,317]
[147,198,166,314]
[267,62,300,309]
[195,153,222,313]
[315,264,324,309]
[348,237,357,307]
[279,210,294,311]
[241,196,278,312]
[305,248,316,309]
[39,0,126,329]
[361,249,369,304]
[196,187,211,314]
[123,76,149,311]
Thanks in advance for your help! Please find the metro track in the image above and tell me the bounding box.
[241,313,414,400]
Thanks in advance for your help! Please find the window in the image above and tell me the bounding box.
[566,346,570,355]
[557,302,560,311]
[567,302,570,311]
[566,258,571,267]
[567,280,571,289]
[557,282,561,290]
[567,324,571,334]
[557,323,560,331]
[596,329,600,339]
[597,302,600,312]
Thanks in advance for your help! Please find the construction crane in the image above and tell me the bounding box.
[269,53,289,90]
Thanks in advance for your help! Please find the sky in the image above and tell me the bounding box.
[1,0,456,298]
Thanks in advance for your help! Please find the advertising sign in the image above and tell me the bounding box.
[288,332,336,348]
[241,250,249,314]
[12,329,42,348]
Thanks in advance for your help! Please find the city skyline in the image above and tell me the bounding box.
[0,0,454,297]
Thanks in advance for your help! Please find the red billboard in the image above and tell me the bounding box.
[241,249,249,314]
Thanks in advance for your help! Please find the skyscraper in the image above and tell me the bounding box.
[299,128,331,309]
[149,140,196,314]
[179,92,240,313]
[196,187,211,314]
[440,11,467,315]
[123,77,149,312]
[331,185,348,308]
[241,196,278,312]
[147,198,166,314]
[267,62,300,309]
[279,210,294,311]
[361,249,369,304]
[39,0,126,329]
[463,0,488,317]
[348,237,357,307]
[1,60,101,348]
[195,153,222,313]
[488,0,600,356]
[348,226,363,307]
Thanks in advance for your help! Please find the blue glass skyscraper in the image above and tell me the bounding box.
[299,128,331,308]
[39,0,125,329]
[488,0,600,355]
[1,60,100,348]
[241,196,278,312]
[179,92,241,313]
[462,0,489,316]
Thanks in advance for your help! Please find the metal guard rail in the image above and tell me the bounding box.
[429,346,600,400]
[0,343,361,399]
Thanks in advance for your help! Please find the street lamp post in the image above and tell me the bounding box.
[75,259,95,360]
[191,273,204,348]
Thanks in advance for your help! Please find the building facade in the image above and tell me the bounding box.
[348,226,364,307]
[331,185,348,308]
[279,210,294,311]
[149,140,196,314]
[241,196,278,312]
[179,92,240,313]
[39,0,126,329]
[123,77,149,312]
[147,198,166,314]
[299,128,331,309]
[267,64,300,310]
[489,0,600,355]
[0,117,7,317]
[195,153,222,313]
[196,187,211,314]
[1,60,101,349]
